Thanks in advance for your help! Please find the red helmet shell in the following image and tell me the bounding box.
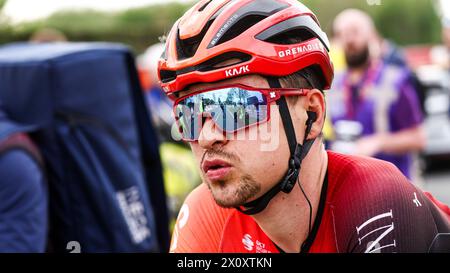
[158,0,334,99]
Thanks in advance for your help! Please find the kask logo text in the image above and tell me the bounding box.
[225,65,250,77]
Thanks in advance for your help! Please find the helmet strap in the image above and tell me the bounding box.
[236,77,316,215]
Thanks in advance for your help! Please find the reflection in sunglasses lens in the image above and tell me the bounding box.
[175,87,268,140]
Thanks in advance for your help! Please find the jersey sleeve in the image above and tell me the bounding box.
[169,183,233,253]
[331,158,450,253]
[0,150,48,253]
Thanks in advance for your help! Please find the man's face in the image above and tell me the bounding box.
[177,75,304,208]
[334,20,372,68]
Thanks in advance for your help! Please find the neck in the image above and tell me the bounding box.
[349,67,367,84]
[252,141,328,253]
[348,60,371,84]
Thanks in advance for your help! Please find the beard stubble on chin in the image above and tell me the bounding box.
[207,174,261,208]
[201,148,261,208]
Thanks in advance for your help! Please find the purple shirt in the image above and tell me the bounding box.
[327,62,423,179]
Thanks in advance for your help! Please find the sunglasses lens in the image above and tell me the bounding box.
[175,87,268,140]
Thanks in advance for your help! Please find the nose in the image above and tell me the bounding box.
[198,117,228,150]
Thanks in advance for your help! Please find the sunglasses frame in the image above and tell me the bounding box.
[173,84,310,142]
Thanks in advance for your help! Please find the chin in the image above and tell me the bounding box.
[209,184,242,208]
[208,178,261,208]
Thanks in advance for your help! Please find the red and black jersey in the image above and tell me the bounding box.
[170,151,450,253]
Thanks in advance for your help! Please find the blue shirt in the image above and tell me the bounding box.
[0,150,48,252]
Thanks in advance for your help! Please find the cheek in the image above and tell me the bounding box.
[235,112,290,186]
[188,108,291,188]
[189,143,205,169]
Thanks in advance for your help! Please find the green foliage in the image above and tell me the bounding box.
[0,0,6,11]
[302,0,441,45]
[0,2,194,52]
[0,0,443,52]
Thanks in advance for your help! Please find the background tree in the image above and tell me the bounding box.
[0,0,443,53]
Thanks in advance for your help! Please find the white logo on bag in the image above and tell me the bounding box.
[66,241,81,253]
[116,186,151,244]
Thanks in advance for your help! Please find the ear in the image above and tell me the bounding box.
[304,89,326,140]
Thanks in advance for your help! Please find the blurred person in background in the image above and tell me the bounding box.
[373,24,427,115]
[431,0,450,69]
[137,44,201,230]
[138,43,174,142]
[0,111,48,252]
[442,18,450,118]
[30,28,67,43]
[431,17,450,80]
[442,18,450,65]
[328,9,426,181]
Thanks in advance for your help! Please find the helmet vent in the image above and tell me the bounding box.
[158,51,251,84]
[176,19,215,60]
[213,15,267,47]
[198,0,212,12]
[264,28,315,45]
[198,51,252,71]
[159,69,177,83]
[208,0,289,49]
[256,15,330,51]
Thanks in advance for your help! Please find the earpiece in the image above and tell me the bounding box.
[305,111,317,135]
[306,111,317,123]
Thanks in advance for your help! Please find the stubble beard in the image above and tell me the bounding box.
[205,173,261,208]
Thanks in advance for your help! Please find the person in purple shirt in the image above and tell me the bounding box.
[328,9,426,179]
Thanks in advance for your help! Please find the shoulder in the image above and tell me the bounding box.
[328,151,421,210]
[327,151,407,198]
[0,149,48,252]
[326,151,447,252]
[0,149,45,197]
[170,183,234,253]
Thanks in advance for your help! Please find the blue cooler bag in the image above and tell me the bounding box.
[0,42,169,252]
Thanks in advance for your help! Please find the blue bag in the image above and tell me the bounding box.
[0,42,169,252]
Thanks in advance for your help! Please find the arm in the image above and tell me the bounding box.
[0,150,48,253]
[356,125,425,156]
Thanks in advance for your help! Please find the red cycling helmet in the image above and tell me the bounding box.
[158,0,334,100]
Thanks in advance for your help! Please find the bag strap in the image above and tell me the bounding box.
[0,133,44,168]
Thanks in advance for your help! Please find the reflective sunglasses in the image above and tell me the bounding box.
[173,84,310,141]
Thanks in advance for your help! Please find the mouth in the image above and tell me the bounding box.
[202,159,233,182]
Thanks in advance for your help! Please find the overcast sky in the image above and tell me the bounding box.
[438,0,450,19]
[2,0,193,23]
[4,0,450,24]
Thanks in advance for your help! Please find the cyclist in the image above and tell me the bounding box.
[158,0,450,253]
